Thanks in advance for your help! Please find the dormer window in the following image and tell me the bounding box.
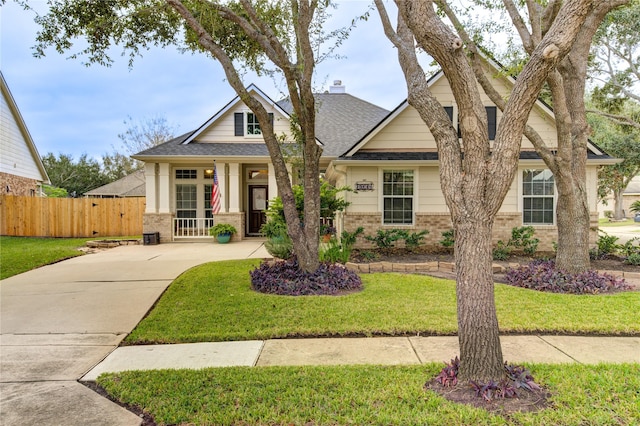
[444,106,497,140]
[234,112,274,137]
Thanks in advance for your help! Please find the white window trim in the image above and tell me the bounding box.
[518,168,557,226]
[379,167,417,226]
[172,167,222,218]
[244,111,263,138]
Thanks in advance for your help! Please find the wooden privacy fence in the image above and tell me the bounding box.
[0,195,145,238]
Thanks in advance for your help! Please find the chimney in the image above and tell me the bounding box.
[329,80,345,93]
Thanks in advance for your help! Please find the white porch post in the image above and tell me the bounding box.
[228,163,241,213]
[217,162,227,212]
[144,162,157,213]
[158,163,171,213]
[268,162,278,199]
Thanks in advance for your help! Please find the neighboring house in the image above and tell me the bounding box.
[0,71,50,196]
[84,170,146,198]
[134,62,617,248]
[598,175,640,218]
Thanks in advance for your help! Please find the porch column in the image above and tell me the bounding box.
[158,163,171,214]
[228,163,241,213]
[215,162,227,212]
[268,162,278,199]
[144,162,157,213]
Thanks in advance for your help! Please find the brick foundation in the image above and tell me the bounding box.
[341,211,599,251]
[143,213,174,243]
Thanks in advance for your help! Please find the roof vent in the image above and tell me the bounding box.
[329,80,345,93]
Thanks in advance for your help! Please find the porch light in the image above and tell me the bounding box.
[205,169,214,174]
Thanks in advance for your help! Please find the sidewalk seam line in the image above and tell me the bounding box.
[253,340,266,367]
[407,336,425,364]
[536,335,582,364]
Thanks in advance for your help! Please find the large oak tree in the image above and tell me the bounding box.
[374,0,627,382]
[33,0,345,272]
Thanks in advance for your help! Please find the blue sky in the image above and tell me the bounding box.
[1,1,411,161]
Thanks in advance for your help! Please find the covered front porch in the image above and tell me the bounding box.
[142,161,282,242]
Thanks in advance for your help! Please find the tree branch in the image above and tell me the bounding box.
[586,109,640,130]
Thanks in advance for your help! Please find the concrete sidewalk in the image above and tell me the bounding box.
[82,335,640,382]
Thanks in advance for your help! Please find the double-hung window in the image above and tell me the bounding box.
[234,112,274,136]
[176,184,197,219]
[383,170,414,225]
[175,169,197,219]
[523,169,555,225]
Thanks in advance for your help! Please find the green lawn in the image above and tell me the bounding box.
[125,259,640,345]
[0,236,140,280]
[598,218,637,227]
[0,236,92,279]
[98,363,640,425]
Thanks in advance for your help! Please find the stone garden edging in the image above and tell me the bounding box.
[344,260,640,282]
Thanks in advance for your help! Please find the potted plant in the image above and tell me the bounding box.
[209,223,237,244]
[320,224,336,243]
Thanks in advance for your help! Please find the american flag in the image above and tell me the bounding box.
[211,163,221,214]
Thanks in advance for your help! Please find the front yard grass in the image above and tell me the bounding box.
[0,236,92,279]
[125,259,640,344]
[598,218,636,227]
[98,363,640,425]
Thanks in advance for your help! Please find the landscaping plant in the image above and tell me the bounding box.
[492,240,511,261]
[365,229,405,250]
[505,259,631,294]
[250,257,362,296]
[402,230,429,251]
[593,231,620,258]
[439,229,455,249]
[508,226,539,256]
[435,358,541,402]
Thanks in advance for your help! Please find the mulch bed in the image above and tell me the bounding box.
[424,379,551,415]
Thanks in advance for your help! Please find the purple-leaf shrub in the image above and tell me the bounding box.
[435,357,459,387]
[250,257,362,296]
[505,260,631,294]
[432,357,542,401]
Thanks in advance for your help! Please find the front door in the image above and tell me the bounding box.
[248,185,268,234]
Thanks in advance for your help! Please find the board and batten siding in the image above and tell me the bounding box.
[196,99,292,143]
[0,86,44,181]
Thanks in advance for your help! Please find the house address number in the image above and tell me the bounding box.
[355,181,374,192]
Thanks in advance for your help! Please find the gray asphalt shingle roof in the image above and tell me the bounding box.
[84,169,146,197]
[134,91,390,159]
[277,93,390,156]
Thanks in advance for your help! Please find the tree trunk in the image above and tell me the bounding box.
[613,189,625,219]
[555,170,592,273]
[454,216,504,382]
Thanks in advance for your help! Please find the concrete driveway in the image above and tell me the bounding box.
[602,224,640,244]
[0,240,269,426]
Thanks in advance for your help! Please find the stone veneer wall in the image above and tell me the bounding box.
[342,211,600,251]
[1,172,39,196]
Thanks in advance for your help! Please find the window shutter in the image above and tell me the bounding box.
[234,113,244,136]
[444,106,453,123]
[444,106,462,139]
[486,106,497,140]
